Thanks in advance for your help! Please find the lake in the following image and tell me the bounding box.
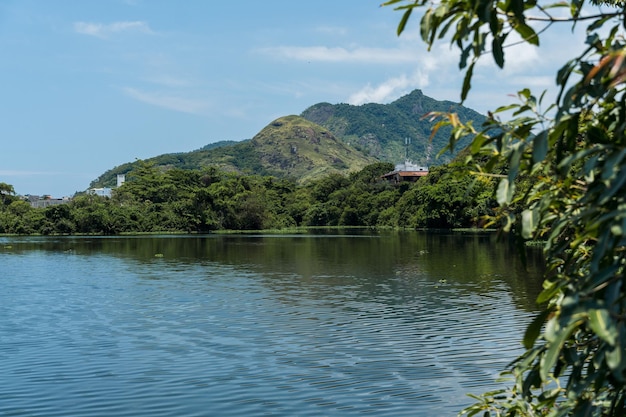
[0,231,544,416]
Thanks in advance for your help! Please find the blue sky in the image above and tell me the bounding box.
[0,0,578,197]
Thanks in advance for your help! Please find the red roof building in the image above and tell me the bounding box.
[381,160,429,183]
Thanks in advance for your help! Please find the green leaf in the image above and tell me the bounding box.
[541,340,561,381]
[601,148,626,181]
[470,132,487,154]
[541,321,578,381]
[606,345,622,372]
[493,104,519,113]
[556,60,576,87]
[476,0,492,22]
[532,130,548,164]
[461,61,475,102]
[492,36,504,68]
[507,142,523,183]
[514,23,539,46]
[438,14,458,39]
[609,327,626,378]
[397,7,413,36]
[537,281,561,304]
[496,178,511,205]
[521,207,538,239]
[599,165,626,205]
[509,0,525,19]
[522,369,542,396]
[420,9,432,43]
[460,44,472,69]
[519,88,531,99]
[524,309,551,349]
[587,308,617,346]
[586,264,620,293]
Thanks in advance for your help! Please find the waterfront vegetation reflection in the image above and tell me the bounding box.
[3,230,544,311]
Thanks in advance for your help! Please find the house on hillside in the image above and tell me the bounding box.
[381,137,429,183]
[87,174,126,198]
[381,160,429,183]
[88,187,112,198]
[28,195,71,208]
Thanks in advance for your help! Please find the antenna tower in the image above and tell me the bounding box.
[405,137,411,161]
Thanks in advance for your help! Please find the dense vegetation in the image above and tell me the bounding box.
[301,89,486,164]
[0,160,498,235]
[384,0,626,415]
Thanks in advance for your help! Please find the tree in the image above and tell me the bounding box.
[0,200,42,234]
[0,182,16,206]
[43,204,76,235]
[383,0,626,415]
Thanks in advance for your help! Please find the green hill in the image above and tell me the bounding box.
[90,89,486,189]
[248,115,379,182]
[90,116,378,188]
[301,89,487,165]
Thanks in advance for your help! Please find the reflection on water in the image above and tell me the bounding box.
[0,232,544,416]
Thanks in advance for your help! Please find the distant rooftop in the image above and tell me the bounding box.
[393,160,428,173]
[381,159,429,183]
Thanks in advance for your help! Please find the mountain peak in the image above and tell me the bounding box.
[301,89,485,165]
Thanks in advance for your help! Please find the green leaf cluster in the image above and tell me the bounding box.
[383,0,626,415]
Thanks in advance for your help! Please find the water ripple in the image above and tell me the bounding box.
[0,236,541,417]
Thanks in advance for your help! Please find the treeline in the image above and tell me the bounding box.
[0,160,499,235]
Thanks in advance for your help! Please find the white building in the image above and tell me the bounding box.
[88,188,112,198]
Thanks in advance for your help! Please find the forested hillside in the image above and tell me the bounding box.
[90,89,485,190]
[91,116,378,189]
[301,89,487,164]
[0,159,498,235]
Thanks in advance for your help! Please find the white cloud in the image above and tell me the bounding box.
[74,21,154,39]
[500,42,541,74]
[258,45,419,64]
[122,87,208,114]
[342,40,461,106]
[348,70,430,105]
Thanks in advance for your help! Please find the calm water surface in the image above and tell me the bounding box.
[0,232,544,416]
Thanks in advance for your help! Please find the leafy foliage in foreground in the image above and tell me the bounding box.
[383,0,626,415]
[0,161,497,235]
